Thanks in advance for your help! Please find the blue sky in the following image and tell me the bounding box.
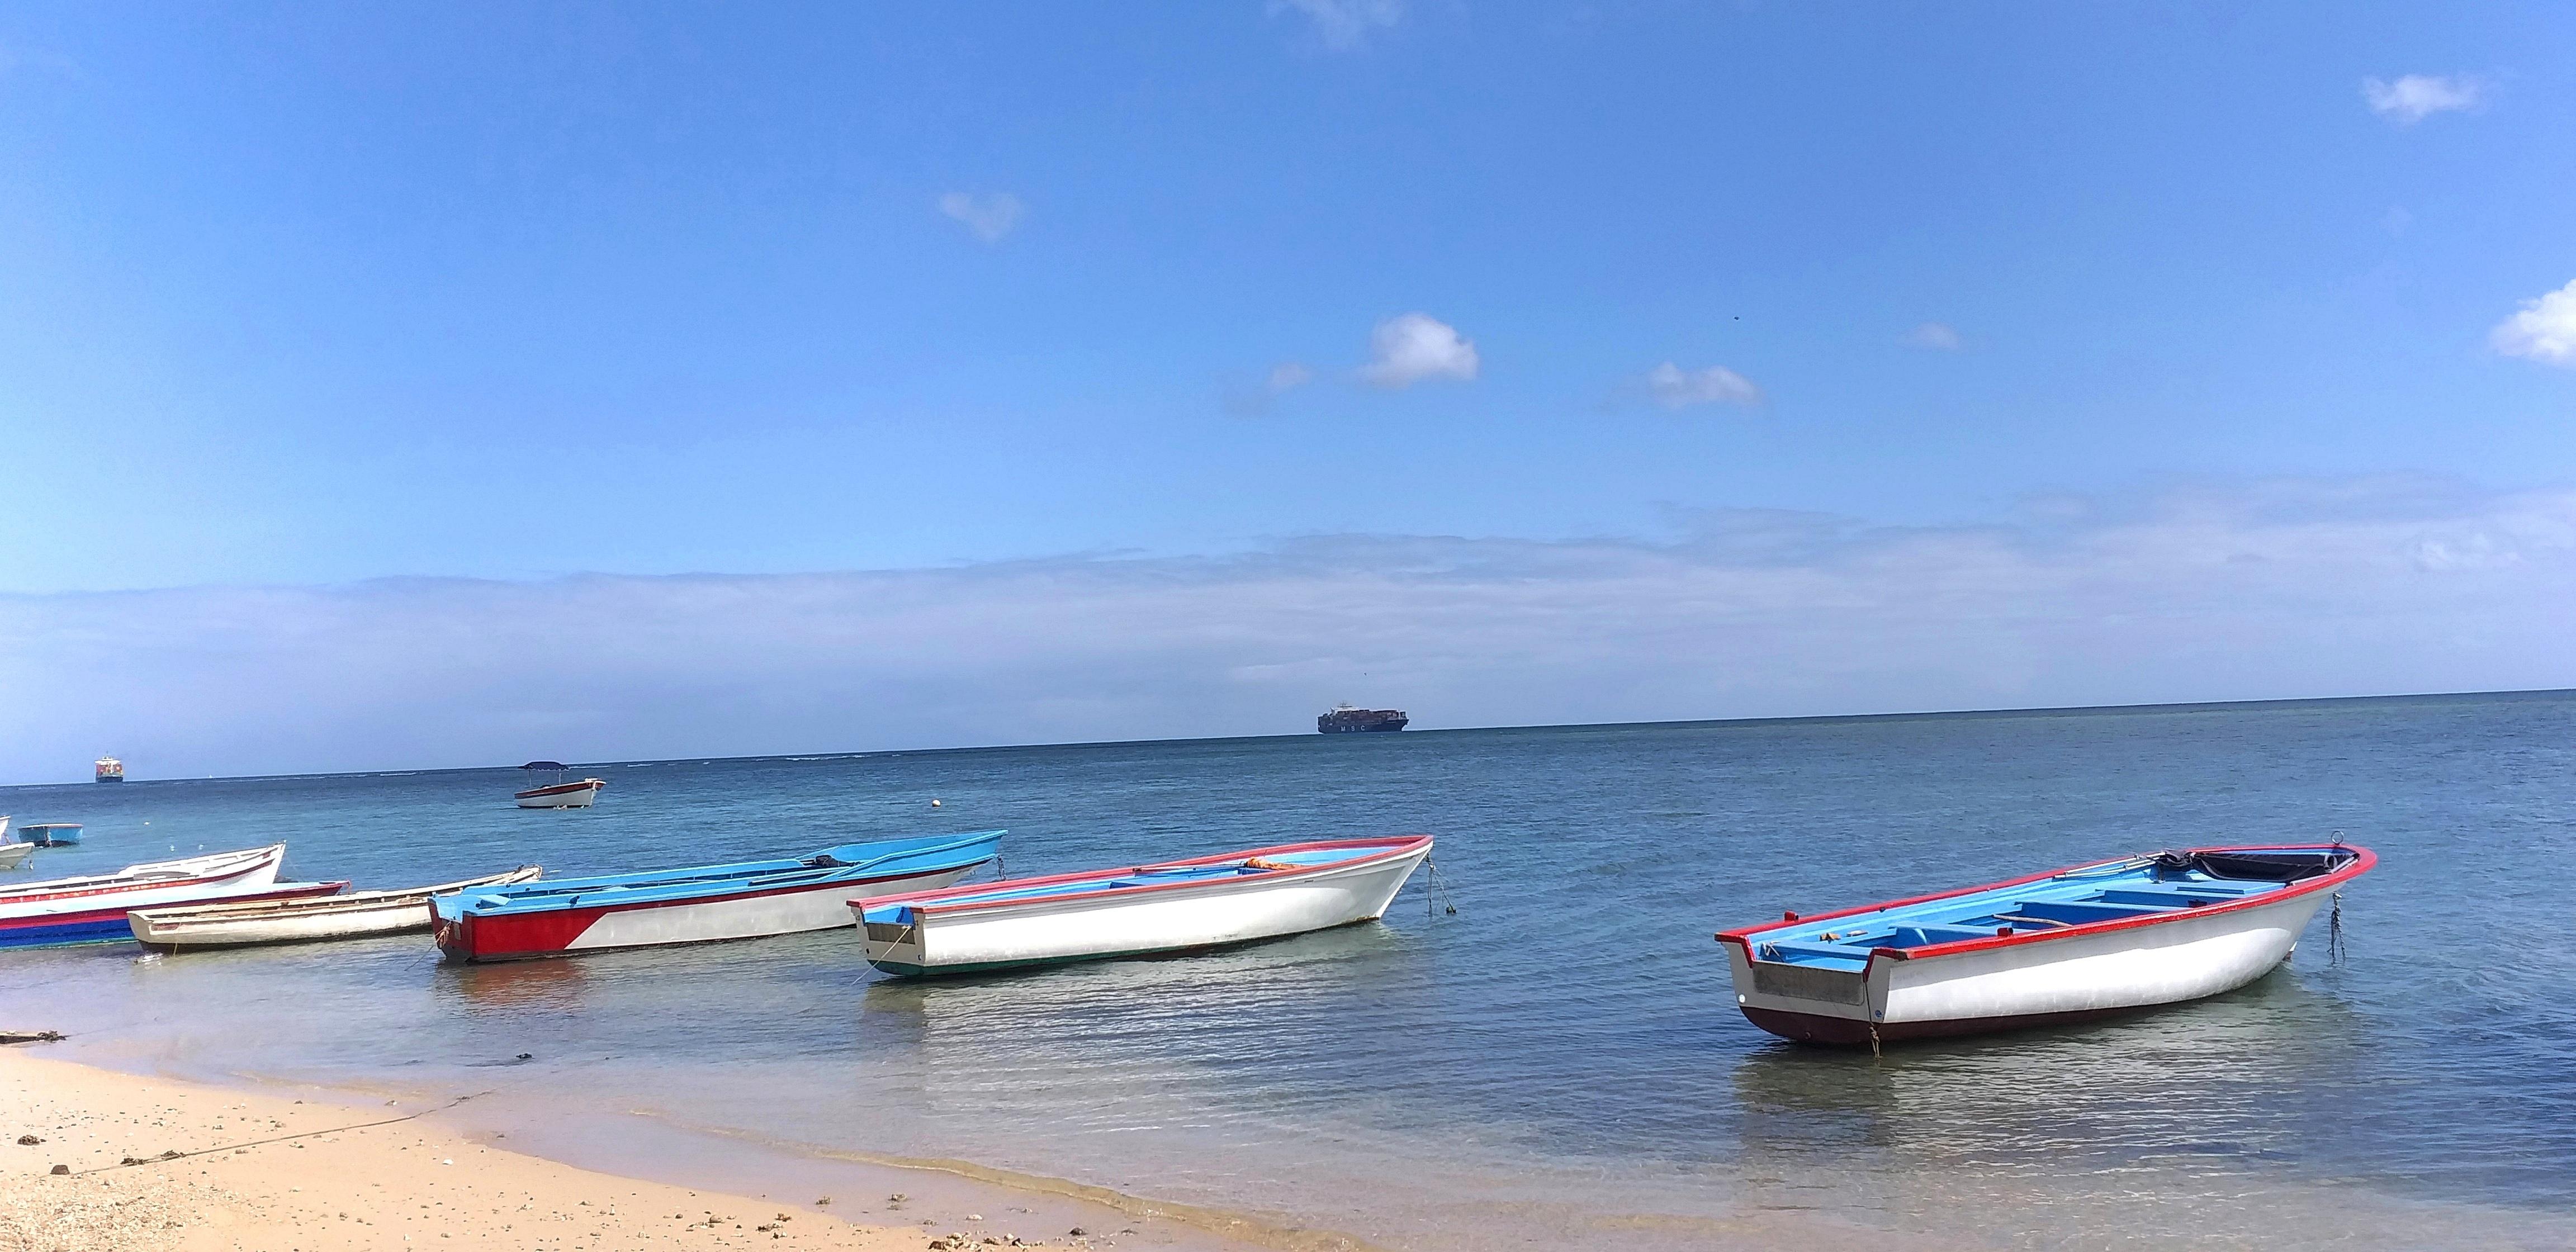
[4,3,2575,778]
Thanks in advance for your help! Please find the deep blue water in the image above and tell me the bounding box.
[4,693,2573,1249]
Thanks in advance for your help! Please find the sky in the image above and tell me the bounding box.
[3,3,2575,781]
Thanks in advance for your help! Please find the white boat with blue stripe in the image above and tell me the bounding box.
[1717,843,2376,1045]
[433,831,1003,962]
[854,834,1433,978]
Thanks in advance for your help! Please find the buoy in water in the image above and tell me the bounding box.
[930,799,942,808]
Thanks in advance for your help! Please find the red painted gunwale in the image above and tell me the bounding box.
[513,780,604,799]
[851,835,1434,918]
[1715,843,2375,969]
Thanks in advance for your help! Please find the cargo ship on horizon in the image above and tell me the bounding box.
[1318,705,1409,734]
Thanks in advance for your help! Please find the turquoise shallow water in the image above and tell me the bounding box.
[4,693,2574,1249]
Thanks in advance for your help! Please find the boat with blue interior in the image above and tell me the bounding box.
[433,830,1003,961]
[0,845,347,949]
[854,834,1433,978]
[1717,843,2375,1045]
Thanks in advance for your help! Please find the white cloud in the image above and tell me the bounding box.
[2362,74,2484,125]
[937,192,1026,243]
[1645,362,1763,409]
[1269,0,1402,50]
[1903,322,1963,351]
[2491,278,2576,367]
[1361,313,1478,388]
[10,476,2569,782]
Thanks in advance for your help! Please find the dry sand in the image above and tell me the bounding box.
[0,1049,1097,1252]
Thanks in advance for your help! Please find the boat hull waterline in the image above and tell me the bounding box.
[129,866,543,951]
[434,831,1003,962]
[856,835,1433,978]
[1716,843,2376,1045]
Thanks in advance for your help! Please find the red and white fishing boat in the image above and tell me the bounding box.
[432,831,1003,962]
[1717,843,2375,1045]
[513,761,605,809]
[514,778,606,808]
[0,845,347,949]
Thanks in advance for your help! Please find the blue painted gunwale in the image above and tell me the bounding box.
[1718,843,2374,973]
[855,835,1430,927]
[432,830,1003,922]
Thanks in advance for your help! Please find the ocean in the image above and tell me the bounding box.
[4,692,2573,1249]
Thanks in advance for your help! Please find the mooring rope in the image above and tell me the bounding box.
[1422,859,1460,917]
[66,1089,493,1178]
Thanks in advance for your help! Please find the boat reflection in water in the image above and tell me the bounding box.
[1726,969,2376,1238]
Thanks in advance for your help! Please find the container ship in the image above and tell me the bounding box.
[1318,705,1409,734]
[94,757,125,783]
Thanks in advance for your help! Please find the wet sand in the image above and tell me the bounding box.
[0,1049,1282,1252]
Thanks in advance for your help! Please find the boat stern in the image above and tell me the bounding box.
[1718,931,1897,1045]
[855,902,933,976]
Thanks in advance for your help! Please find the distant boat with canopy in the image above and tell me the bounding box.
[513,761,605,809]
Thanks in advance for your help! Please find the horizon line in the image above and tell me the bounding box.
[8,684,2568,791]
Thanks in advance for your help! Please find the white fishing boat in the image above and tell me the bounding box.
[854,834,1434,978]
[0,845,345,949]
[513,761,605,809]
[0,843,31,871]
[129,865,543,951]
[1716,843,2376,1045]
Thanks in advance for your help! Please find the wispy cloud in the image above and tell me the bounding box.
[7,477,2571,782]
[1224,362,1317,416]
[1903,322,1963,351]
[937,191,1026,243]
[2492,278,2576,366]
[1361,313,1478,388]
[1269,0,1403,51]
[2362,74,2484,125]
[1644,362,1763,409]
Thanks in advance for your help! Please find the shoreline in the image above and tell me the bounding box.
[0,1046,1322,1252]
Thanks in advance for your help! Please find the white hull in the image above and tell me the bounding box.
[2,845,286,917]
[864,844,1429,974]
[565,865,977,952]
[516,780,604,808]
[1727,886,2334,1037]
[130,867,540,949]
[0,843,31,871]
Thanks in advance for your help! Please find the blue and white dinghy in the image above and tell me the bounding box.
[1717,843,2375,1045]
[434,831,1003,961]
[854,834,1433,978]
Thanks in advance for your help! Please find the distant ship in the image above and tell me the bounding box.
[1318,705,1409,734]
[94,757,124,784]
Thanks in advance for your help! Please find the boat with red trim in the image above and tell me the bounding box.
[853,834,1433,978]
[513,762,605,808]
[1716,843,2375,1045]
[0,844,349,949]
[432,830,1002,962]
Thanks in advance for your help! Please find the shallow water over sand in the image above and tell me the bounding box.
[6,693,2574,1248]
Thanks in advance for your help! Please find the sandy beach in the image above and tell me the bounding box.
[0,1047,1224,1252]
